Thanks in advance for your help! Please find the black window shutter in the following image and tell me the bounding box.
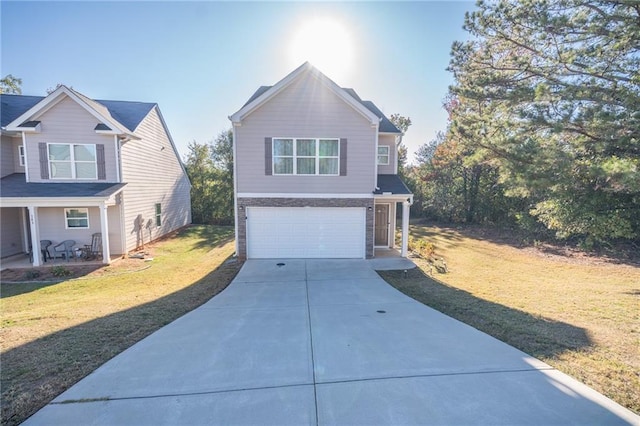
[96,144,106,180]
[339,138,347,176]
[38,142,49,179]
[265,137,272,176]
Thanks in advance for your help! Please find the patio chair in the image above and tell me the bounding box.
[40,240,53,263]
[53,240,76,262]
[83,233,102,261]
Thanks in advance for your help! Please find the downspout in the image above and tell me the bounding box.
[395,132,404,174]
[22,132,30,182]
[230,121,240,257]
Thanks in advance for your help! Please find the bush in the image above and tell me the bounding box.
[408,236,435,259]
[51,266,72,278]
[23,270,41,280]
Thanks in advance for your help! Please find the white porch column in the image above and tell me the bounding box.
[401,201,411,258]
[99,204,111,264]
[27,206,41,267]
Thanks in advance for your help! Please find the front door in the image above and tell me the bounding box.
[374,204,389,246]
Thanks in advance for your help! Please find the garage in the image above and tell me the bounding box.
[246,207,366,259]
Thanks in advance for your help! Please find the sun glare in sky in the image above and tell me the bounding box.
[289,18,354,83]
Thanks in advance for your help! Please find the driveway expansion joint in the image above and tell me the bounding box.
[314,367,558,387]
[51,382,316,405]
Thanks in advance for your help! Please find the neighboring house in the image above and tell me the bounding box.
[0,85,191,266]
[229,62,413,260]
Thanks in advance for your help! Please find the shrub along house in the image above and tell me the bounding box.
[0,85,191,266]
[229,62,413,260]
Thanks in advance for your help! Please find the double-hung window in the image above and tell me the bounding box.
[65,208,89,229]
[48,143,97,179]
[155,203,162,227]
[273,138,339,175]
[377,146,390,165]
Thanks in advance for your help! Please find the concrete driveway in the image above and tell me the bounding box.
[25,259,638,425]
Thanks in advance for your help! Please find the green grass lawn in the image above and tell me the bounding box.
[1,225,239,426]
[380,224,640,415]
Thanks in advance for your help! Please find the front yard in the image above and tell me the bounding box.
[380,224,640,415]
[1,225,240,426]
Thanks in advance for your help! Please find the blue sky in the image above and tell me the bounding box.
[1,1,474,163]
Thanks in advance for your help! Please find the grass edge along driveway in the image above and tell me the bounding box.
[1,225,240,426]
[379,224,640,415]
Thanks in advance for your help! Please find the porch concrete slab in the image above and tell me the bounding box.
[316,369,637,425]
[26,385,317,426]
[307,278,414,307]
[233,259,306,283]
[310,300,548,383]
[305,259,381,280]
[54,305,313,401]
[367,256,417,271]
[202,280,307,309]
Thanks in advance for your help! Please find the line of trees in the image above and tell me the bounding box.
[183,130,234,225]
[403,0,639,246]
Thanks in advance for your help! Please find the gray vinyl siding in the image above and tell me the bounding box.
[0,207,23,258]
[36,207,124,255]
[236,74,377,194]
[377,134,397,175]
[120,106,191,252]
[1,135,21,178]
[24,96,118,183]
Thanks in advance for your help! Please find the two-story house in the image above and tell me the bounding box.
[0,85,191,266]
[229,62,413,260]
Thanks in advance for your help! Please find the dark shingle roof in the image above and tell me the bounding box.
[0,174,127,198]
[1,95,43,127]
[360,100,401,134]
[374,174,412,195]
[0,94,155,132]
[242,85,401,133]
[95,99,155,132]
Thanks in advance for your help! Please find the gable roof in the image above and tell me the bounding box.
[230,62,382,127]
[0,87,155,134]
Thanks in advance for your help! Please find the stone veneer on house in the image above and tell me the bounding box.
[236,197,375,260]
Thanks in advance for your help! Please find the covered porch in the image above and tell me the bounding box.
[373,174,414,258]
[0,174,126,267]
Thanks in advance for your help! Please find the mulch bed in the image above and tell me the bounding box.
[1,251,155,283]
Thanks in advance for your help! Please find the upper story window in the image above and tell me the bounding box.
[18,146,25,166]
[273,138,339,175]
[377,146,390,165]
[48,143,97,179]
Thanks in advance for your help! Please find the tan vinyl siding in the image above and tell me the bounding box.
[24,96,118,182]
[236,73,377,194]
[377,134,397,175]
[0,207,23,257]
[120,107,191,252]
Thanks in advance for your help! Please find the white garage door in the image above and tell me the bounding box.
[246,207,366,259]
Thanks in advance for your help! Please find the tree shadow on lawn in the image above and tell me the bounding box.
[379,267,592,361]
[175,225,234,251]
[1,257,242,426]
[409,222,640,267]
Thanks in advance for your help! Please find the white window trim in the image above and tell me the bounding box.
[18,145,25,166]
[48,143,98,180]
[65,208,90,229]
[272,137,340,176]
[377,146,390,165]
